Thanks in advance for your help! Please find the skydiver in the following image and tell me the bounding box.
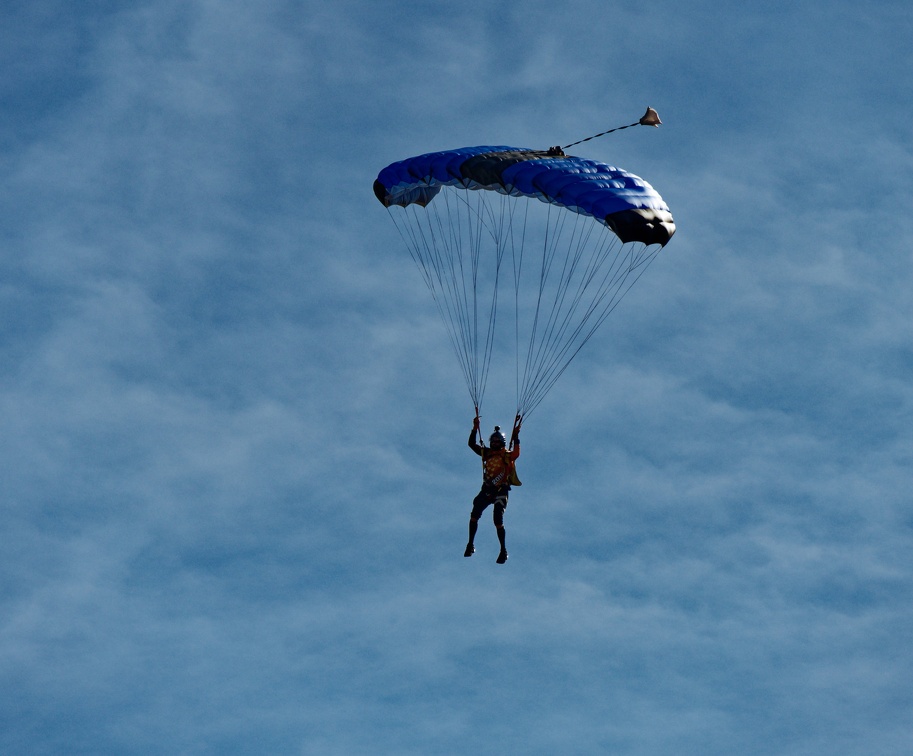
[465,413,522,564]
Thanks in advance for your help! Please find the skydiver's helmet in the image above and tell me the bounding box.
[489,426,507,450]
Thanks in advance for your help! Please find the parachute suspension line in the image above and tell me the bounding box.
[476,190,507,412]
[443,190,478,405]
[511,199,530,421]
[527,218,619,395]
[389,204,474,405]
[511,202,665,419]
[562,242,660,375]
[457,187,510,412]
[583,241,663,342]
[519,232,624,418]
[425,196,475,401]
[516,200,576,417]
[388,200,483,409]
[520,240,663,418]
[526,210,597,388]
[447,189,477,404]
[517,202,562,410]
[393,186,524,414]
[471,195,492,405]
[393,196,663,422]
[446,187,491,410]
[519,200,563,403]
[520,232,630,417]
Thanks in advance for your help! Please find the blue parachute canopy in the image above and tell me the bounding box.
[375,144,675,418]
[374,146,675,246]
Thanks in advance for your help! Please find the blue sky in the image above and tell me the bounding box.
[2,1,912,753]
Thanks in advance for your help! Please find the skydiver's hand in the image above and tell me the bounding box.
[473,415,481,431]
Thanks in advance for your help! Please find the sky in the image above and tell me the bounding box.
[1,1,912,753]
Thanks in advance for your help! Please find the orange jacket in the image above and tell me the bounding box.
[468,429,522,488]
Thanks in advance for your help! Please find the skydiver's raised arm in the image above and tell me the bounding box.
[468,414,482,455]
[509,413,522,459]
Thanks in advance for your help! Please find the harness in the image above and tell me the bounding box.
[475,410,523,489]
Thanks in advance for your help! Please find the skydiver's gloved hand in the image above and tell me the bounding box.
[511,413,522,443]
[473,414,481,432]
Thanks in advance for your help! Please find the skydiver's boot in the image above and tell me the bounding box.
[496,526,508,564]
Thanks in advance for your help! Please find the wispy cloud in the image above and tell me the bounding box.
[1,1,912,753]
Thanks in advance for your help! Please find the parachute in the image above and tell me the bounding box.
[374,142,675,420]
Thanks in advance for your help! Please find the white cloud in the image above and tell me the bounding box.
[2,1,912,753]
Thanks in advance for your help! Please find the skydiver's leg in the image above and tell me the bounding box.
[495,525,507,562]
[494,494,508,563]
[465,517,478,556]
[465,490,488,557]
